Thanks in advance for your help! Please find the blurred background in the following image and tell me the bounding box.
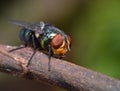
[0,0,120,91]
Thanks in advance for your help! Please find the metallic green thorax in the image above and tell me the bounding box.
[40,24,62,50]
[41,33,56,49]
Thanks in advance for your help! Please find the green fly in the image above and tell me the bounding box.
[9,20,72,71]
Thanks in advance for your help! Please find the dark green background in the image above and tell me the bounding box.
[0,0,120,91]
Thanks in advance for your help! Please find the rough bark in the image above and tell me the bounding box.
[0,44,120,91]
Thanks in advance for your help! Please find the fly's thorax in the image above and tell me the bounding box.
[40,33,57,50]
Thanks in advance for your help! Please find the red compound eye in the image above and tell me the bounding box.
[51,34,63,49]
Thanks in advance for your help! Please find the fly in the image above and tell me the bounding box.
[9,20,72,71]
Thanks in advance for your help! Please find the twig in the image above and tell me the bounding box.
[0,44,120,91]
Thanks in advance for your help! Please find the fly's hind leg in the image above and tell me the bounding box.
[27,34,37,67]
[8,44,29,75]
[8,45,26,52]
[27,50,36,67]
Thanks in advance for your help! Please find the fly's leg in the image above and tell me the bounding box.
[8,45,28,75]
[8,45,26,52]
[27,34,37,67]
[27,50,36,67]
[48,44,52,71]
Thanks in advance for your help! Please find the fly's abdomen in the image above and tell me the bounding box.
[19,28,32,45]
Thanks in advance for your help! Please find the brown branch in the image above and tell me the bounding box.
[0,44,120,91]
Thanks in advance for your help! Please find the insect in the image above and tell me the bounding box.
[9,20,72,71]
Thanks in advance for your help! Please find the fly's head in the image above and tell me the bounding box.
[51,33,72,57]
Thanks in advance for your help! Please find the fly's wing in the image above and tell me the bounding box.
[9,20,44,34]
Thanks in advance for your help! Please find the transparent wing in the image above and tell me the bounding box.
[9,20,44,34]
